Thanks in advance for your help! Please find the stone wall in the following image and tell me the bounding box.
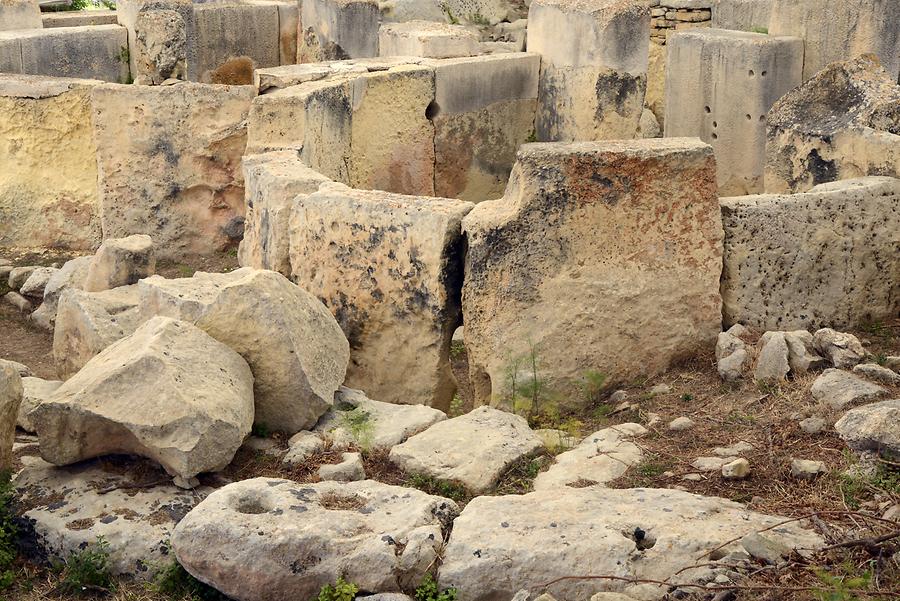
[0,0,42,31]
[650,0,712,45]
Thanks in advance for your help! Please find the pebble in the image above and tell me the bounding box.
[722,458,750,479]
[650,383,672,395]
[790,458,826,480]
[668,416,694,431]
[799,417,826,434]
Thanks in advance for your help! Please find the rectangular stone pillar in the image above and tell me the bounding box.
[527,0,650,142]
[665,29,802,195]
[298,0,379,63]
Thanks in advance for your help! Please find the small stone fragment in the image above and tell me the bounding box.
[4,291,31,312]
[784,330,826,374]
[741,532,789,564]
[722,458,751,479]
[790,459,826,480]
[754,331,790,381]
[318,452,366,482]
[718,348,748,381]
[799,417,826,435]
[813,328,867,369]
[668,416,695,432]
[810,369,887,409]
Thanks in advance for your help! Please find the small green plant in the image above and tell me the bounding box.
[466,11,490,25]
[315,577,358,601]
[415,574,457,601]
[812,561,873,601]
[503,342,547,423]
[447,393,464,417]
[339,408,374,450]
[439,2,460,24]
[58,536,115,595]
[154,559,228,600]
[581,369,607,405]
[593,403,613,422]
[874,353,888,366]
[749,26,768,34]
[406,473,469,503]
[251,423,270,438]
[0,472,18,591]
[680,393,694,402]
[117,46,130,65]
[449,340,465,359]
[524,131,538,144]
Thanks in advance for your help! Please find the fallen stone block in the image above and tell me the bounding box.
[853,363,900,386]
[18,376,62,433]
[318,452,366,481]
[810,368,887,409]
[0,75,102,251]
[7,266,36,290]
[0,360,23,471]
[378,21,480,59]
[0,25,130,82]
[428,53,540,202]
[173,478,459,598]
[19,266,57,299]
[298,0,380,63]
[33,316,255,486]
[0,0,42,31]
[290,183,472,410]
[765,55,900,194]
[53,285,143,379]
[389,406,543,494]
[769,0,900,81]
[721,177,900,331]
[835,399,900,458]
[439,487,821,600]
[92,82,255,260]
[15,457,211,579]
[528,0,650,141]
[664,28,803,195]
[139,269,350,433]
[83,234,156,292]
[533,424,645,490]
[462,139,723,406]
[42,9,118,28]
[238,151,331,276]
[31,255,92,331]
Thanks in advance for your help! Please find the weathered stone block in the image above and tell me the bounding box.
[192,3,281,82]
[116,0,193,83]
[238,151,331,276]
[664,29,803,195]
[428,53,539,202]
[711,0,772,31]
[0,75,102,251]
[378,20,480,59]
[0,0,42,31]
[42,9,118,28]
[769,0,900,81]
[721,177,900,331]
[92,82,256,260]
[765,55,900,193]
[289,182,473,410]
[528,0,650,141]
[0,25,130,83]
[298,0,380,63]
[462,139,723,407]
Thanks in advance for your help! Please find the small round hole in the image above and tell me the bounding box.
[759,114,766,122]
[745,114,752,120]
[749,69,755,76]
[711,133,718,140]
[761,70,767,76]
[712,121,718,128]
[704,106,711,113]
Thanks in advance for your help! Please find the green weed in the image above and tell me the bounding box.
[58,536,115,595]
[405,473,469,503]
[339,408,374,451]
[153,560,228,600]
[315,577,358,601]
[415,574,457,601]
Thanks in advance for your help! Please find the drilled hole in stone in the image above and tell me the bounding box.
[711,133,718,140]
[625,526,657,551]
[704,106,711,113]
[234,494,273,515]
[761,70,767,76]
[749,69,755,76]
[425,100,441,120]
[745,114,752,120]
[713,121,718,128]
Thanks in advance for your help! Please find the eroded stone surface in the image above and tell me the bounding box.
[0,360,23,471]
[810,368,887,410]
[533,424,645,490]
[17,376,62,433]
[835,399,900,458]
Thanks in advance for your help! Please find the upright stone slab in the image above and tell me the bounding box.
[238,151,331,276]
[765,55,900,194]
[116,0,192,84]
[769,0,900,82]
[192,3,281,82]
[0,75,102,251]
[721,177,900,331]
[711,0,773,31]
[462,139,723,407]
[92,83,255,260]
[664,29,803,195]
[298,0,380,62]
[290,183,473,410]
[428,53,540,202]
[0,0,42,31]
[0,25,130,83]
[528,0,650,142]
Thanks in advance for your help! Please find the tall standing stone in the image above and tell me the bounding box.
[298,0,380,63]
[528,0,650,142]
[462,139,723,407]
[0,360,23,472]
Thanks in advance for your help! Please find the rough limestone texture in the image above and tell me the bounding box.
[0,0,42,31]
[463,139,723,406]
[765,55,900,194]
[139,269,350,433]
[19,266,57,299]
[83,234,156,293]
[314,387,447,449]
[15,457,209,579]
[0,360,23,471]
[32,317,255,483]
[835,399,900,458]
[711,0,773,31]
[43,10,118,28]
[238,151,331,276]
[92,83,255,260]
[533,424,645,491]
[0,75,102,251]
[32,256,92,331]
[53,285,143,379]
[754,331,790,381]
[720,177,900,331]
[173,478,459,600]
[389,406,544,494]
[810,369,887,410]
[664,29,803,195]
[132,7,188,85]
[298,0,380,63]
[769,0,900,81]
[428,53,540,202]
[378,21,479,59]
[439,487,822,600]
[528,0,650,142]
[0,25,130,83]
[813,328,868,369]
[18,377,62,433]
[192,3,281,82]
[380,0,521,25]
[290,184,472,410]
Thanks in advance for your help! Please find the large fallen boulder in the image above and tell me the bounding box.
[82,234,156,292]
[52,285,143,379]
[439,487,822,600]
[139,269,349,433]
[17,376,62,433]
[14,457,210,579]
[462,139,723,406]
[765,55,900,194]
[835,399,900,458]
[0,360,23,471]
[32,316,255,487]
[173,478,459,599]
[389,406,543,494]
